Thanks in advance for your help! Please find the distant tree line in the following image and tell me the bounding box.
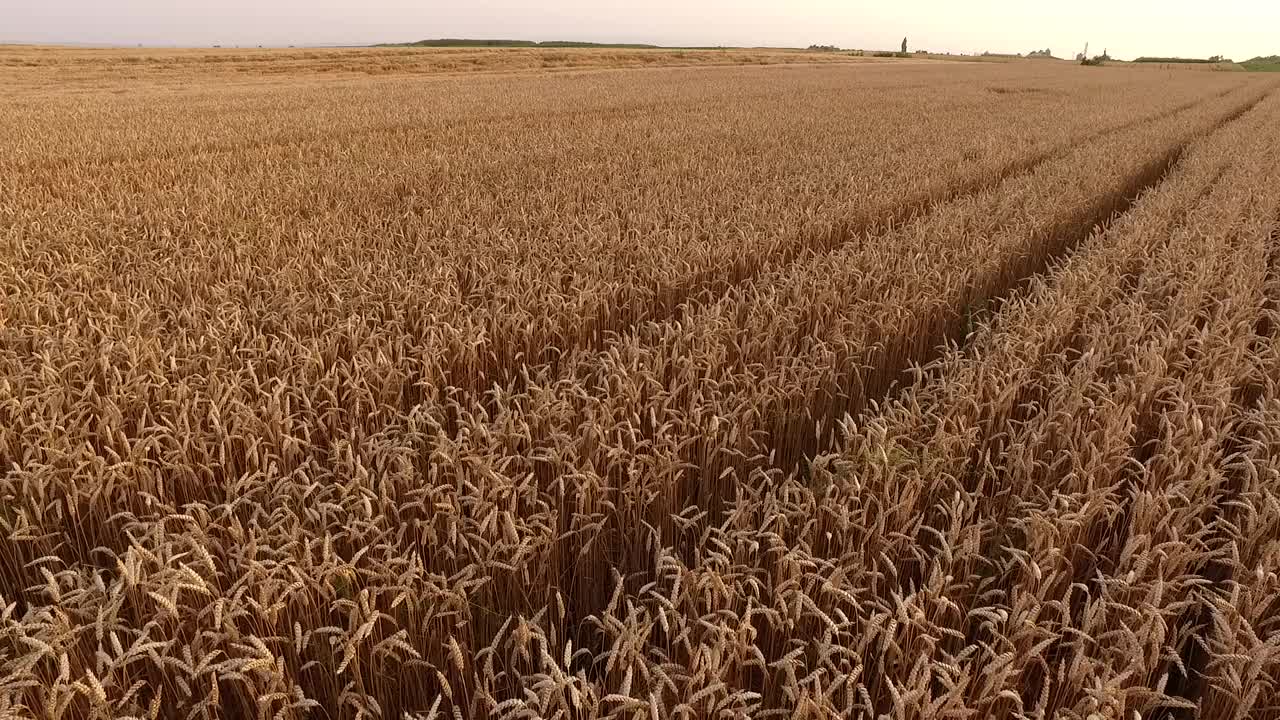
[387,39,661,49]
[1133,56,1231,64]
[1243,56,1280,71]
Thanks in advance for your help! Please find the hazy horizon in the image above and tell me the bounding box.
[5,1,1277,61]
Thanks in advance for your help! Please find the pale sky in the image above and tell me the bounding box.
[3,1,1277,61]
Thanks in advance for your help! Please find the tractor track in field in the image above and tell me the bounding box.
[760,89,1270,480]
[550,90,1272,686]
[444,88,1239,410]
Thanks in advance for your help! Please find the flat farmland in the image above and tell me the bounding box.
[2,49,1279,719]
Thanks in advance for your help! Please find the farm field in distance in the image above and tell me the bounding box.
[2,47,1279,719]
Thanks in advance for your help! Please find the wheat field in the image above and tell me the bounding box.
[1,48,1279,720]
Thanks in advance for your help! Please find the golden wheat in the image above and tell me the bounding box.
[1,48,1279,719]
